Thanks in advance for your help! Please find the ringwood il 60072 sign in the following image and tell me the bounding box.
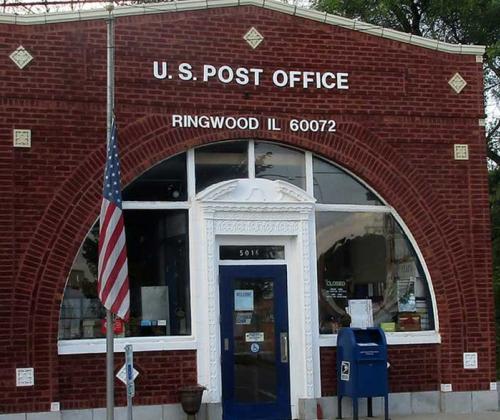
[170,114,337,133]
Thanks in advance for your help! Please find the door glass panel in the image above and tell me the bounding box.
[233,277,276,403]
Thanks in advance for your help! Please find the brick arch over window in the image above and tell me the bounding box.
[11,115,478,407]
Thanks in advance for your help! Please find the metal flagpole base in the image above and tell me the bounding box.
[106,309,115,420]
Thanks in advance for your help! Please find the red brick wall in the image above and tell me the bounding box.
[321,346,441,396]
[0,4,494,413]
[57,351,196,410]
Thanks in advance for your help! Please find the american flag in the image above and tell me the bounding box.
[98,120,130,321]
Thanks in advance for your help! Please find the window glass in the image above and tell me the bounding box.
[122,153,187,201]
[126,210,190,336]
[195,142,248,192]
[255,142,305,189]
[59,225,104,340]
[60,142,434,344]
[313,157,382,205]
[58,210,190,339]
[316,212,434,334]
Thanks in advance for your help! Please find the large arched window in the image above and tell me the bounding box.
[312,155,434,335]
[59,156,190,341]
[316,212,434,334]
[58,140,435,347]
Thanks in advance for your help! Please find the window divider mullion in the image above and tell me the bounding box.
[187,148,196,198]
[248,140,255,179]
[305,152,313,196]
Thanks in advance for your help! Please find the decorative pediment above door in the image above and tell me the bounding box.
[196,178,316,204]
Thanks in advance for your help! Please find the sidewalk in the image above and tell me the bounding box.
[347,413,500,420]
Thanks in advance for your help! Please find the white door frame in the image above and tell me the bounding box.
[193,178,320,419]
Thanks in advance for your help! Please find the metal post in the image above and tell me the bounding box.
[125,344,135,420]
[106,310,115,420]
[367,397,373,417]
[105,3,115,420]
[127,392,133,420]
[106,2,115,137]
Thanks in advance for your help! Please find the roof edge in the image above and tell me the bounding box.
[0,0,486,56]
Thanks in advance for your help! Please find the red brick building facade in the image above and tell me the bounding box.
[0,1,494,418]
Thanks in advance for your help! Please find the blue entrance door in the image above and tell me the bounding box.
[219,265,291,420]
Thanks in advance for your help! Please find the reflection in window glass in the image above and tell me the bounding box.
[59,225,105,340]
[255,142,305,189]
[313,157,382,205]
[123,153,187,201]
[58,210,190,339]
[195,142,248,192]
[316,212,433,334]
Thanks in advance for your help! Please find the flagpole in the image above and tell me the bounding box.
[106,310,115,420]
[105,2,115,420]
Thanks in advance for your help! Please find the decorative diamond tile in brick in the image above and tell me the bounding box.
[9,46,34,69]
[16,368,34,387]
[13,129,31,148]
[454,144,469,160]
[448,72,467,93]
[244,27,264,49]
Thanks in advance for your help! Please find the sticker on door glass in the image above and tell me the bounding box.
[250,343,260,353]
[245,332,264,342]
[234,290,254,311]
[235,312,253,325]
[341,361,350,381]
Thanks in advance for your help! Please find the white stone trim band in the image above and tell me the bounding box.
[0,0,485,56]
[318,331,441,347]
[58,336,197,354]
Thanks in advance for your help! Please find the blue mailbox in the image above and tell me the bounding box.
[336,327,389,420]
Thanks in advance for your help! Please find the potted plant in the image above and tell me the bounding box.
[179,384,206,419]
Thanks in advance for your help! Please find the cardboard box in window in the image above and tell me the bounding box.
[380,322,396,332]
[397,312,421,331]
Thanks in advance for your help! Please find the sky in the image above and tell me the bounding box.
[0,0,313,14]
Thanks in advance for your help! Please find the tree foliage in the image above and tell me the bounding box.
[489,169,500,375]
[313,0,500,164]
[313,0,500,374]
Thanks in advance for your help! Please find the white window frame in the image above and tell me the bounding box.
[314,204,440,344]
[58,335,197,355]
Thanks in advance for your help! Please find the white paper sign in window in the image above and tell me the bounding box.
[235,290,254,311]
[347,299,373,329]
[245,332,264,342]
[141,286,170,333]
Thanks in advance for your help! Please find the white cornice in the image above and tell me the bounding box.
[0,0,485,56]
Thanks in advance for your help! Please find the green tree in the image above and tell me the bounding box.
[490,168,500,375]
[313,0,500,374]
[313,0,500,164]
